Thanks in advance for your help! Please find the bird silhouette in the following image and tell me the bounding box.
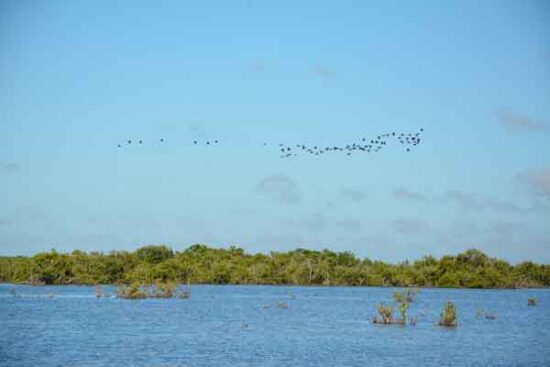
[116,127,423,159]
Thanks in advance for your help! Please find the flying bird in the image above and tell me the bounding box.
[117,127,424,160]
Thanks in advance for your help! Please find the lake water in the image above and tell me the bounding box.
[0,284,548,366]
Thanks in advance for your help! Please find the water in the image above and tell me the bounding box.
[0,284,548,367]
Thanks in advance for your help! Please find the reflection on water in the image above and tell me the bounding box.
[0,284,548,366]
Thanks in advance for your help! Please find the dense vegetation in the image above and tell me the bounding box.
[372,289,418,325]
[0,245,548,288]
[439,301,458,327]
[115,282,191,300]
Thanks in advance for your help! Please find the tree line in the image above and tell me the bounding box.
[0,245,548,288]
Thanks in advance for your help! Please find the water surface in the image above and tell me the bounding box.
[0,284,548,366]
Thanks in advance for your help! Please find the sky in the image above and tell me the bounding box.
[1,0,549,262]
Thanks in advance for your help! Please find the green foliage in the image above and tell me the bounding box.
[376,303,394,324]
[398,301,409,322]
[135,245,174,264]
[391,289,416,323]
[29,252,74,284]
[439,301,458,327]
[115,281,192,300]
[0,246,548,288]
[116,283,147,299]
[393,288,419,304]
[148,282,176,298]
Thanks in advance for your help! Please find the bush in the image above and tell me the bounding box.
[393,288,419,304]
[148,282,176,298]
[374,303,394,324]
[439,301,457,327]
[398,301,410,322]
[392,289,417,323]
[116,282,191,300]
[116,283,147,299]
[135,245,174,264]
[2,247,548,289]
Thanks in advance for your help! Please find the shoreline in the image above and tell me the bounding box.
[2,282,548,290]
[1,245,549,289]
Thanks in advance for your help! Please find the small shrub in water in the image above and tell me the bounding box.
[398,301,410,322]
[373,303,394,324]
[148,282,176,298]
[392,289,417,324]
[393,289,419,304]
[116,283,147,299]
[439,301,457,327]
[528,297,537,306]
[393,291,406,304]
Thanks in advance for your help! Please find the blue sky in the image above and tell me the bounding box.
[1,0,549,262]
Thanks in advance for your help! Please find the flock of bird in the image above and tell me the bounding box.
[272,129,423,158]
[116,128,424,159]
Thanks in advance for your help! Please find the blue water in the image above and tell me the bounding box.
[0,284,548,367]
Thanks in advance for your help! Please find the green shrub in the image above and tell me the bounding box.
[393,288,419,304]
[135,245,174,264]
[391,289,417,323]
[148,282,176,298]
[116,282,192,300]
[116,283,147,299]
[375,303,394,324]
[393,290,406,304]
[1,247,548,289]
[398,301,410,322]
[439,301,457,327]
